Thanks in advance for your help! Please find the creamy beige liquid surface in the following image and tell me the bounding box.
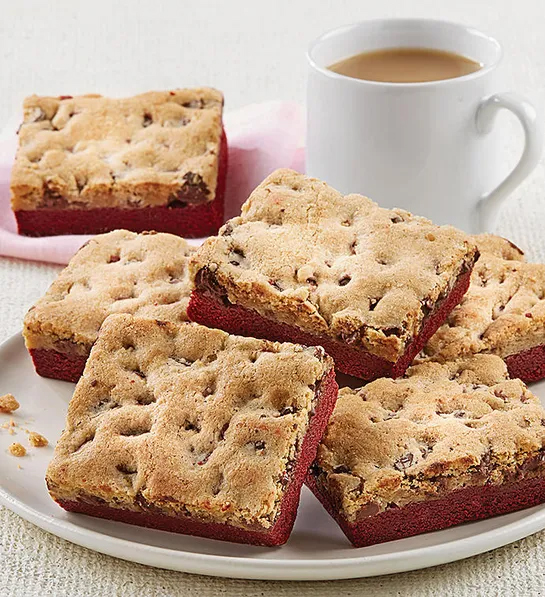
[328,47,482,83]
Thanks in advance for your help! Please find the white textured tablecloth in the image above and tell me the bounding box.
[2,0,545,595]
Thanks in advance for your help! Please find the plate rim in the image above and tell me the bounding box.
[2,331,545,581]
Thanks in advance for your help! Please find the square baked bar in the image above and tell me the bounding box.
[423,234,545,382]
[11,89,226,238]
[307,355,545,547]
[188,169,478,380]
[46,315,338,546]
[24,230,194,382]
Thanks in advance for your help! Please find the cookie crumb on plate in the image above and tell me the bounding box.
[0,394,19,413]
[28,431,48,447]
[9,443,26,457]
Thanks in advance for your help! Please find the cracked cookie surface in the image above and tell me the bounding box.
[423,235,545,362]
[46,315,333,530]
[191,169,478,362]
[11,88,223,210]
[24,230,194,354]
[312,355,545,523]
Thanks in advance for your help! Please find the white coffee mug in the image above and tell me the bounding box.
[306,19,544,232]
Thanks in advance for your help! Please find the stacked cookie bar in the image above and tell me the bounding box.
[189,169,478,380]
[20,166,545,547]
[24,230,195,382]
[308,355,545,546]
[423,234,545,382]
[11,89,226,238]
[46,315,338,546]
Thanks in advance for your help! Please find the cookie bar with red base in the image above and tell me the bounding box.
[307,355,545,547]
[24,230,194,383]
[423,234,545,383]
[46,315,338,546]
[11,89,227,238]
[188,169,478,381]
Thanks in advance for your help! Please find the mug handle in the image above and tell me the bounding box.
[475,92,544,231]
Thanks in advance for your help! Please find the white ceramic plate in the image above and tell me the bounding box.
[1,332,545,580]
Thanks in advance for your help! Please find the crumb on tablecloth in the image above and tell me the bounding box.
[28,431,48,447]
[9,442,26,457]
[0,394,19,413]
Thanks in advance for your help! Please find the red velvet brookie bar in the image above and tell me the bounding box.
[423,234,545,383]
[46,314,338,546]
[23,230,195,382]
[307,355,545,547]
[188,169,478,381]
[10,89,227,238]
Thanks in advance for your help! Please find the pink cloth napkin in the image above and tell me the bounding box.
[0,101,305,265]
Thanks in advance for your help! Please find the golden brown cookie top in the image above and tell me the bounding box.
[24,230,194,351]
[472,233,525,262]
[11,89,223,210]
[424,242,545,361]
[46,315,333,529]
[191,169,478,362]
[314,355,545,522]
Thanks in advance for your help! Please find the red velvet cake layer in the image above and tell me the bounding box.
[306,473,545,548]
[505,344,545,383]
[55,369,339,546]
[187,266,473,380]
[29,348,87,383]
[15,132,228,239]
